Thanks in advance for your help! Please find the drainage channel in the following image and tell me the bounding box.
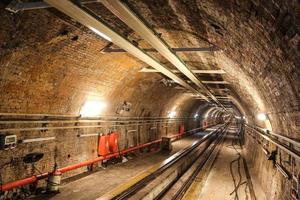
[104,122,231,200]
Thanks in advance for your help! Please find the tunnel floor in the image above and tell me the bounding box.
[195,127,266,200]
[30,125,267,200]
[33,130,212,200]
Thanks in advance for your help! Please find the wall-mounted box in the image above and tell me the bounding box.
[0,134,17,150]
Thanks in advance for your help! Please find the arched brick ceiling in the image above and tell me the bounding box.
[0,1,299,137]
[124,0,300,135]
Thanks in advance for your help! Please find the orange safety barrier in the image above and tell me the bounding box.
[1,124,212,191]
[98,135,110,156]
[109,132,119,153]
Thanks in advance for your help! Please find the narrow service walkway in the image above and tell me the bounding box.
[32,129,213,200]
[197,128,266,200]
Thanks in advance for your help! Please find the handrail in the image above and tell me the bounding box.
[245,124,300,160]
[249,124,300,149]
[246,124,300,148]
[0,123,220,191]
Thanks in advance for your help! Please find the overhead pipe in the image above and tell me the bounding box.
[44,0,209,101]
[0,124,213,191]
[99,0,228,110]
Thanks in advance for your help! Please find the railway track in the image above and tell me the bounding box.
[103,121,237,200]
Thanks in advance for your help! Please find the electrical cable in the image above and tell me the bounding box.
[229,121,245,200]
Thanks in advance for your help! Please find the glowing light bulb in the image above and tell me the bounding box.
[80,100,107,117]
[168,111,176,118]
[257,113,267,121]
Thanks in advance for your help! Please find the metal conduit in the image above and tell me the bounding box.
[99,0,227,110]
[246,124,300,148]
[0,118,186,124]
[0,112,194,120]
[44,0,209,101]
[0,123,215,191]
[0,120,184,133]
[245,124,300,160]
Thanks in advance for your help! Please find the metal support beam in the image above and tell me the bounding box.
[139,68,226,74]
[100,0,227,110]
[202,81,230,84]
[187,80,230,84]
[44,0,209,101]
[6,0,98,13]
[102,46,219,53]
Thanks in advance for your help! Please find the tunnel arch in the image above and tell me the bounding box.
[0,1,299,200]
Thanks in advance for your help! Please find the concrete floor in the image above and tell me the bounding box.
[198,128,266,200]
[33,131,209,200]
[32,126,266,200]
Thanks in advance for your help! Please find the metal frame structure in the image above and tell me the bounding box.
[44,0,213,102]
[100,0,227,110]
[103,46,219,53]
[139,68,226,74]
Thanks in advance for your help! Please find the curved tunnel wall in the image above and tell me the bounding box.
[0,1,299,199]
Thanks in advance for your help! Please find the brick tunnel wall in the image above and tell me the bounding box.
[0,0,299,198]
[125,1,300,199]
[0,3,212,186]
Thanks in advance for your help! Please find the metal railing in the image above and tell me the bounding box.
[245,124,300,161]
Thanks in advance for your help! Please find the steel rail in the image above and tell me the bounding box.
[111,124,227,200]
[0,124,218,191]
[170,124,228,200]
[44,0,208,101]
[100,0,227,110]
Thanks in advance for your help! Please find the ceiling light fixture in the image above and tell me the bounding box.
[168,111,176,118]
[257,113,267,121]
[80,100,107,117]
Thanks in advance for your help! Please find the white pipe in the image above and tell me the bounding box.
[22,137,56,143]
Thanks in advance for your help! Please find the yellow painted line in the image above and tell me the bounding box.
[97,129,218,200]
[96,161,164,200]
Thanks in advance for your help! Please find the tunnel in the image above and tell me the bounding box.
[0,0,299,200]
